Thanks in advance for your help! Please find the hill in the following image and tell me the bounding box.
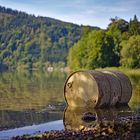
[0,6,98,70]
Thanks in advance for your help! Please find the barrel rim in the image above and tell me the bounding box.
[63,70,85,106]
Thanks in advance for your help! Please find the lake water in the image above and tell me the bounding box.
[0,70,140,139]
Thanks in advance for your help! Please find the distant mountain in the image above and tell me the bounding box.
[0,5,99,70]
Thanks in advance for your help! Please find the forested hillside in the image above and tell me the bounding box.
[1,6,139,71]
[0,6,98,70]
[68,16,140,70]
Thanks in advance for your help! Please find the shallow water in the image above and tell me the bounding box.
[0,70,140,139]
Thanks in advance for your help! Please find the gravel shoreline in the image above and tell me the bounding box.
[11,120,140,140]
[11,106,140,140]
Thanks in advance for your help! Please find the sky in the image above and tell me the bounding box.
[0,0,140,28]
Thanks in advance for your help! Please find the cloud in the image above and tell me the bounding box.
[0,0,139,28]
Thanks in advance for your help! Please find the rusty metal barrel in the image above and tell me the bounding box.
[64,70,132,107]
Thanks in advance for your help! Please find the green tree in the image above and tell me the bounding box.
[107,18,129,66]
[67,36,88,70]
[129,15,140,35]
[120,35,140,68]
[68,30,117,70]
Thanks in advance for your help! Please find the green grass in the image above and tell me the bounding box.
[96,67,140,76]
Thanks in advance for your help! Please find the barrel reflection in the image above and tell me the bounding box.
[63,106,139,138]
[63,107,98,130]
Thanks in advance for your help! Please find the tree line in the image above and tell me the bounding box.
[68,15,140,70]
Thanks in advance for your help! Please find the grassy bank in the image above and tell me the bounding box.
[96,67,140,76]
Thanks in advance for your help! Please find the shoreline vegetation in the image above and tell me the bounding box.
[1,66,140,76]
[0,67,140,76]
[96,67,140,76]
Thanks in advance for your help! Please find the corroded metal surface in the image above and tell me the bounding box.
[88,70,110,107]
[108,70,132,104]
[100,71,122,106]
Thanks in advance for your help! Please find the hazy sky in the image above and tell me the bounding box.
[0,0,140,28]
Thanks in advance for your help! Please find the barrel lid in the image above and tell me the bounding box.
[64,71,99,107]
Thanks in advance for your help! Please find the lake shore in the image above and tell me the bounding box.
[11,105,140,140]
[11,120,140,140]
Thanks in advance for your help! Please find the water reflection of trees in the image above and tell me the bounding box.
[0,109,63,130]
[0,70,66,110]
